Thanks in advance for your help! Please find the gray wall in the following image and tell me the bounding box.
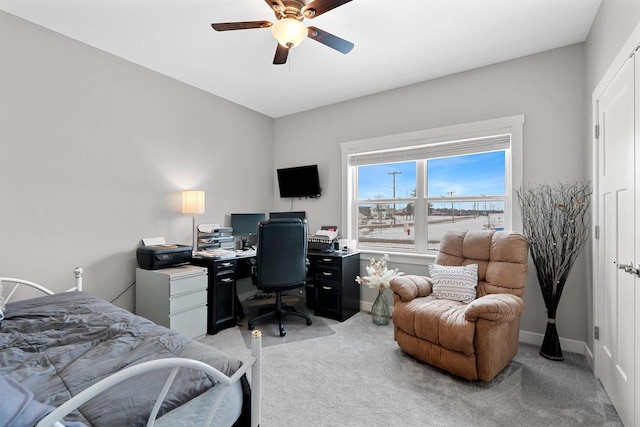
[272,1,640,349]
[274,44,587,342]
[0,11,274,311]
[4,1,640,351]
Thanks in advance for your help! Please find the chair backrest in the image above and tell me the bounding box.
[255,218,308,289]
[434,229,529,298]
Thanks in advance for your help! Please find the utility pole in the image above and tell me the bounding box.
[447,190,455,223]
[388,171,401,225]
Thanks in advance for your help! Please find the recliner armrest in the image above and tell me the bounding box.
[464,294,524,323]
[390,275,433,302]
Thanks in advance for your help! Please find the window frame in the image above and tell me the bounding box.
[341,115,524,260]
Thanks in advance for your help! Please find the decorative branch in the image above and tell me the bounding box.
[516,181,591,360]
[516,181,591,315]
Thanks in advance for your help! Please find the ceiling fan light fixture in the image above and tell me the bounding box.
[271,18,307,48]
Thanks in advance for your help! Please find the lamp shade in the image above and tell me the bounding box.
[182,190,205,215]
[271,18,307,48]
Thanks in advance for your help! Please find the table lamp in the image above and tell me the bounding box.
[182,190,205,252]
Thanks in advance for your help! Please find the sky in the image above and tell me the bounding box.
[357,151,505,200]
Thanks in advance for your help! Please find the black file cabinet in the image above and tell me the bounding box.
[191,257,239,334]
[308,251,360,322]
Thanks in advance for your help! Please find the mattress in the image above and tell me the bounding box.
[0,291,247,426]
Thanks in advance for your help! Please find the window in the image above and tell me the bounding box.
[341,116,524,256]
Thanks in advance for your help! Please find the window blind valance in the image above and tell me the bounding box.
[348,134,511,166]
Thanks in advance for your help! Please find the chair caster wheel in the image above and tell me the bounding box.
[279,328,286,337]
[248,322,255,330]
[306,319,312,325]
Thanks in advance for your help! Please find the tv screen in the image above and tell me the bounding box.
[277,165,322,198]
[269,211,307,221]
[230,213,266,237]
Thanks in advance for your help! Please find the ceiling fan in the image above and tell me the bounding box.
[211,0,354,65]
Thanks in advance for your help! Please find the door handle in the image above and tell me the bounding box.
[616,261,631,271]
[616,261,640,277]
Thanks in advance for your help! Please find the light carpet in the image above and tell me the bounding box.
[200,311,622,427]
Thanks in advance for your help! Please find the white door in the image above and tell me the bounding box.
[596,54,636,426]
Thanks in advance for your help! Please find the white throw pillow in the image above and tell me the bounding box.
[430,263,478,303]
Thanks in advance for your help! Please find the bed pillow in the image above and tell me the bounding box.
[430,263,478,303]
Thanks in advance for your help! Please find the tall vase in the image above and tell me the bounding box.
[540,319,564,361]
[371,290,390,325]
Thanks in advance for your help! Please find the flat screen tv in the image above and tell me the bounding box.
[277,165,322,198]
[269,211,307,221]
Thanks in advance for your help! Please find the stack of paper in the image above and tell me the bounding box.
[194,248,236,260]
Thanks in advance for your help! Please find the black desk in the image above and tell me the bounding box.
[193,250,360,334]
[307,251,361,321]
[191,255,248,335]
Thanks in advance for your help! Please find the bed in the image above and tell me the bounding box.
[0,268,262,427]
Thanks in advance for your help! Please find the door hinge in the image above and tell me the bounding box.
[595,225,600,240]
[594,326,600,340]
[594,124,600,139]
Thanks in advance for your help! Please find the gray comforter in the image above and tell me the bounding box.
[0,291,243,426]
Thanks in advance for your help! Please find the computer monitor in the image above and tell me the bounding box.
[231,213,266,249]
[269,211,306,221]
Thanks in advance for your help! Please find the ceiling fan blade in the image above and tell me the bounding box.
[302,0,353,18]
[307,26,354,54]
[211,21,272,31]
[273,43,290,65]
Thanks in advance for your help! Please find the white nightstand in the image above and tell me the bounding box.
[135,265,208,338]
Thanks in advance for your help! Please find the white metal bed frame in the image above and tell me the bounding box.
[0,268,262,427]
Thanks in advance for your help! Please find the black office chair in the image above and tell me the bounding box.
[248,218,312,337]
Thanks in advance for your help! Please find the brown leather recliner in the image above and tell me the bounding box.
[390,229,529,381]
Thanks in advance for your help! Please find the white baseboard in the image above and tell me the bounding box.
[583,343,594,370]
[360,300,593,364]
[518,330,592,363]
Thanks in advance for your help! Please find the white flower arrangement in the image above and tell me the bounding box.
[355,254,403,292]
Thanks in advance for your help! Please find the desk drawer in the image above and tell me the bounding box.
[170,304,207,338]
[315,268,341,285]
[169,274,207,296]
[315,284,342,318]
[216,274,236,287]
[214,259,237,276]
[170,289,206,313]
[315,256,341,269]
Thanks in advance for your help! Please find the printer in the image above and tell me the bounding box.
[136,244,192,270]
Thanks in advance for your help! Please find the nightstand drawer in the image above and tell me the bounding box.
[170,289,206,313]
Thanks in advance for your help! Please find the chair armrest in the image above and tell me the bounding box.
[464,294,524,323]
[389,275,433,302]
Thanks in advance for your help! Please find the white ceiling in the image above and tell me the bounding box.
[1,0,601,118]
